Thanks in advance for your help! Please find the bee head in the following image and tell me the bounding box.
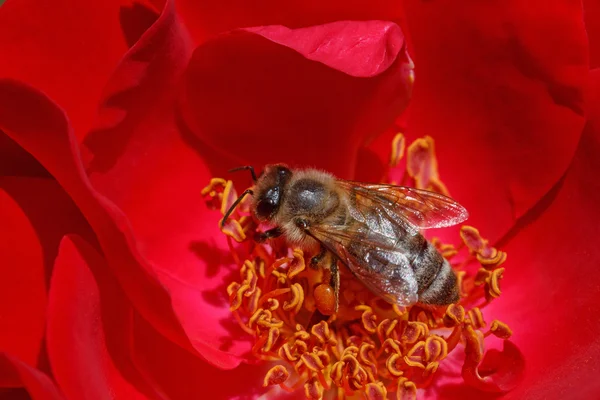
[253,164,292,221]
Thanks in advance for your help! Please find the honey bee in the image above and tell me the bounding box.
[222,164,468,314]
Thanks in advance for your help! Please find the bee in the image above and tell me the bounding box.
[222,164,468,314]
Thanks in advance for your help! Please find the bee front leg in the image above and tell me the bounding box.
[253,227,282,243]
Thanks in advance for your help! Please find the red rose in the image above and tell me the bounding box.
[0,0,598,399]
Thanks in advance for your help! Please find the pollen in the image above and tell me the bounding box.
[203,134,518,399]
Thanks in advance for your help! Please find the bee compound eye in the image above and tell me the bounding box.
[256,198,276,217]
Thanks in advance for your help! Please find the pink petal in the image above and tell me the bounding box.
[245,21,405,77]
[175,0,403,44]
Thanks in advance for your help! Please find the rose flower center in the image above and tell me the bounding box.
[202,134,513,399]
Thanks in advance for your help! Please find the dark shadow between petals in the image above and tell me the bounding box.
[119,2,160,49]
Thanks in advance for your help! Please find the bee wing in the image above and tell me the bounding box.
[308,210,420,306]
[337,180,469,236]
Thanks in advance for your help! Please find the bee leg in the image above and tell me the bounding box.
[253,227,282,243]
[309,245,327,270]
[330,257,340,313]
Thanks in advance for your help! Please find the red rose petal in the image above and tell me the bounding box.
[0,133,50,178]
[81,19,413,369]
[81,0,253,367]
[0,1,248,368]
[584,0,600,68]
[0,182,47,366]
[245,21,405,77]
[0,79,205,362]
[477,341,525,393]
[0,0,158,139]
[132,312,269,399]
[181,21,413,180]
[176,0,403,45]
[481,71,600,398]
[402,0,588,242]
[0,353,64,400]
[0,177,94,366]
[47,235,165,399]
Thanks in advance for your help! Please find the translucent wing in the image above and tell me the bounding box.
[337,181,468,236]
[306,181,467,306]
[308,203,420,306]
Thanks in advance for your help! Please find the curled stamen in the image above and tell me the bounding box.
[204,134,519,399]
[489,320,513,339]
[283,283,305,314]
[264,365,290,387]
[357,305,378,333]
[397,377,417,400]
[304,378,324,400]
[312,321,338,347]
[365,381,387,400]
[444,304,465,327]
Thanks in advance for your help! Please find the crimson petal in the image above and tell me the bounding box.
[0,176,96,367]
[244,21,405,77]
[47,235,163,399]
[584,0,600,68]
[132,311,270,399]
[0,79,203,362]
[81,18,413,368]
[81,0,254,368]
[479,70,600,398]
[0,353,64,400]
[0,181,48,366]
[181,20,413,180]
[0,0,159,139]
[402,0,588,242]
[176,0,404,44]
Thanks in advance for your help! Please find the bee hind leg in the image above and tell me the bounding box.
[330,257,340,313]
[309,245,327,269]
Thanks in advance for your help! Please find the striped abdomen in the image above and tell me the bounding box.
[409,234,459,305]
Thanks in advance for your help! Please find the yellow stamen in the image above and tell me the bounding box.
[304,377,324,399]
[202,134,516,399]
[365,381,388,400]
[264,365,290,387]
[396,377,417,400]
[390,133,406,167]
[489,320,513,339]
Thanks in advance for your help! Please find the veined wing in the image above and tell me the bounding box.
[337,181,468,236]
[307,204,419,306]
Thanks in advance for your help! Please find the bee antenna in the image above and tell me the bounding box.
[221,189,254,228]
[228,165,258,182]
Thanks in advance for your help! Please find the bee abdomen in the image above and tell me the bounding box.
[414,241,459,305]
